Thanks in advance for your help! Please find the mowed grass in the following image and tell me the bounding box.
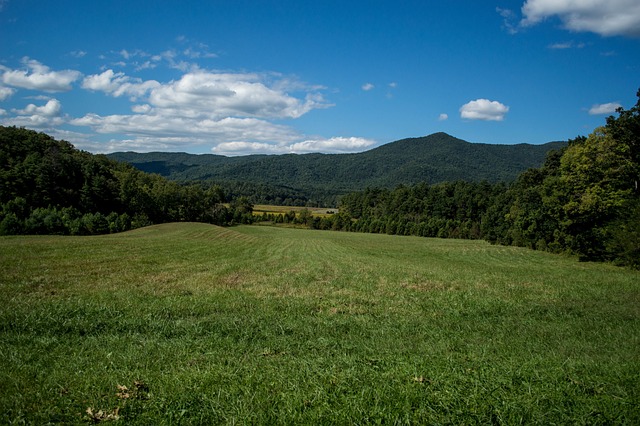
[1,223,638,424]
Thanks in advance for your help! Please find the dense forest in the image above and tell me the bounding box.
[0,127,254,236]
[1,90,638,267]
[108,133,565,207]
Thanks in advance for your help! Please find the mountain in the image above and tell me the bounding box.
[108,132,566,203]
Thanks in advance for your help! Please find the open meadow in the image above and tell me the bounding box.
[1,223,638,424]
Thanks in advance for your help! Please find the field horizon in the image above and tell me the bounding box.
[1,222,638,423]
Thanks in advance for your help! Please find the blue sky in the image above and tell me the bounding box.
[1,0,639,155]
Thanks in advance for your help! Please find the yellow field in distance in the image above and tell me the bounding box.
[252,205,338,217]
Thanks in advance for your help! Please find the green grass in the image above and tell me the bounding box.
[1,223,639,424]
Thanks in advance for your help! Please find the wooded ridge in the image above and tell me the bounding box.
[108,132,566,203]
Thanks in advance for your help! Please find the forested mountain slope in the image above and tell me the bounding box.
[108,133,566,193]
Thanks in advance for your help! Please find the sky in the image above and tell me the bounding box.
[0,0,639,155]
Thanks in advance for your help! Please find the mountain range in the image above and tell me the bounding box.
[108,132,566,203]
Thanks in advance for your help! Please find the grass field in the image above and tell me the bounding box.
[1,223,639,424]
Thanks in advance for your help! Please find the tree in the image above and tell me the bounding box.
[559,127,636,259]
[606,88,640,191]
[298,208,313,226]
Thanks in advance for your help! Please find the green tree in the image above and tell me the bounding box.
[559,127,636,259]
[298,208,313,226]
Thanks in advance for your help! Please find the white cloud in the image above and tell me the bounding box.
[460,99,509,121]
[134,61,157,71]
[82,69,128,93]
[71,113,300,144]
[497,7,519,34]
[12,99,62,117]
[212,141,281,155]
[148,71,328,120]
[589,102,622,115]
[82,69,160,99]
[521,0,640,37]
[0,85,15,100]
[290,137,375,154]
[111,48,166,72]
[74,68,363,155]
[154,49,200,72]
[183,47,217,59]
[1,58,81,92]
[438,113,448,121]
[131,104,152,114]
[2,99,66,128]
[102,136,206,153]
[119,49,150,60]
[362,83,375,91]
[71,113,374,155]
[213,136,376,156]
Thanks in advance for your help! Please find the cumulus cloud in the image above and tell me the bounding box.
[69,72,368,155]
[521,0,640,37]
[2,98,66,128]
[75,68,364,155]
[0,47,366,155]
[589,102,622,115]
[438,113,448,121]
[148,71,329,120]
[82,69,128,92]
[82,69,160,99]
[460,99,509,121]
[1,58,81,92]
[12,99,62,117]
[362,83,375,91]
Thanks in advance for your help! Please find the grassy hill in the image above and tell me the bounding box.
[108,133,566,196]
[2,223,638,423]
